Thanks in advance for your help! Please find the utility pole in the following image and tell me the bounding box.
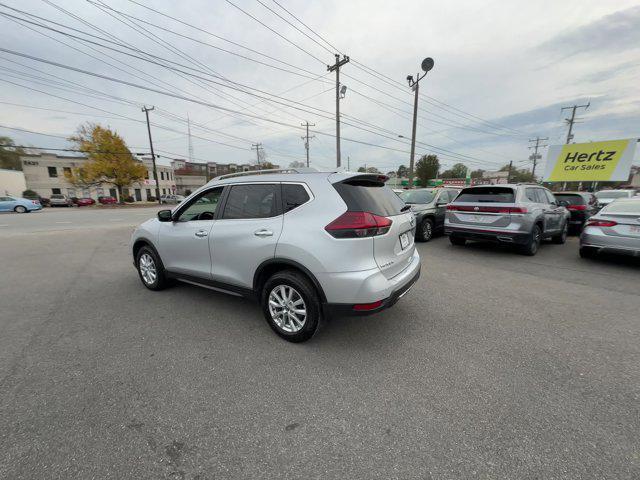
[528,136,548,179]
[142,106,161,205]
[347,155,350,171]
[327,54,349,168]
[251,143,263,166]
[561,102,589,189]
[187,113,194,163]
[507,160,513,183]
[406,57,434,189]
[562,102,589,144]
[301,121,315,167]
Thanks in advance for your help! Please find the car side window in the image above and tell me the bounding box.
[525,188,538,203]
[282,184,310,213]
[543,190,556,204]
[177,187,223,222]
[222,184,279,219]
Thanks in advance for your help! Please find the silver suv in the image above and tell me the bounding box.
[131,169,420,342]
[445,184,570,255]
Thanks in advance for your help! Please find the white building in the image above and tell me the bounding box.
[0,168,27,196]
[20,152,175,201]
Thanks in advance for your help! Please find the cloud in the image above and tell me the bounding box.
[540,6,640,57]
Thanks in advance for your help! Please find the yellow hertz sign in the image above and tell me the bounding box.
[543,138,638,182]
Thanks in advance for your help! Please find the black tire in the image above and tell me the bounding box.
[14,205,27,213]
[520,224,542,256]
[261,270,321,343]
[449,236,466,246]
[136,245,170,291]
[579,246,598,259]
[552,221,568,244]
[416,218,434,242]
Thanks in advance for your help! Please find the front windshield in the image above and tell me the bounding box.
[399,189,436,204]
[596,191,630,199]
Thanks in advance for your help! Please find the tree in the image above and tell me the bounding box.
[397,164,408,178]
[289,160,305,168]
[498,163,535,183]
[357,166,381,173]
[69,123,147,202]
[470,169,485,179]
[441,163,468,179]
[261,161,275,169]
[0,136,25,171]
[415,154,440,186]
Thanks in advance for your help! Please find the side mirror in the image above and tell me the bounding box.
[557,200,568,207]
[157,209,173,222]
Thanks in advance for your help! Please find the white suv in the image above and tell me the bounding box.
[131,170,420,342]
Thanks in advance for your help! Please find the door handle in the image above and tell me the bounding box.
[195,230,208,237]
[254,229,273,237]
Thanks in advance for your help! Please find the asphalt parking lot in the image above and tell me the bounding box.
[1,208,639,479]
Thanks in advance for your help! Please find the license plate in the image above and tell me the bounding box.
[400,232,410,250]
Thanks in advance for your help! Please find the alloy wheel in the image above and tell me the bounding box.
[139,253,157,285]
[268,285,307,333]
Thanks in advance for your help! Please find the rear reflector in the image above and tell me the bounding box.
[446,205,527,214]
[325,211,392,238]
[586,219,617,227]
[353,300,383,311]
[567,204,587,211]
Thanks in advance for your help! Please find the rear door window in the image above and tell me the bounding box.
[455,187,515,203]
[333,178,405,216]
[282,184,310,212]
[554,194,584,205]
[222,184,280,219]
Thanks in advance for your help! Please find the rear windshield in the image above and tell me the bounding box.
[399,189,436,204]
[455,187,515,203]
[333,179,405,216]
[554,193,585,205]
[596,191,631,199]
[604,201,640,213]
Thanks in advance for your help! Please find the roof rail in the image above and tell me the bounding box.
[214,167,317,181]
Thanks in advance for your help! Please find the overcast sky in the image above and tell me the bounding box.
[1,0,639,172]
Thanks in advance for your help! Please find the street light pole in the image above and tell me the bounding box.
[406,57,434,189]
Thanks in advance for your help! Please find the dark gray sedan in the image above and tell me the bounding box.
[398,188,460,241]
[580,198,640,258]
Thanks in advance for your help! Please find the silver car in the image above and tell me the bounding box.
[49,194,73,207]
[445,184,570,255]
[580,198,640,258]
[594,189,636,208]
[130,169,420,342]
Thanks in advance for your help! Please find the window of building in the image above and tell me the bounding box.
[67,188,76,198]
[283,184,310,212]
[146,189,152,199]
[52,188,61,195]
[63,167,71,176]
[48,166,58,178]
[222,184,279,219]
[163,188,167,195]
[145,171,149,180]
[160,171,165,180]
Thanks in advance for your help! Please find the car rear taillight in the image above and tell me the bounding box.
[566,205,587,211]
[586,220,617,227]
[353,300,383,311]
[325,211,392,238]
[446,205,527,214]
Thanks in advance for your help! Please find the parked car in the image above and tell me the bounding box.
[445,184,570,255]
[579,198,640,258]
[594,189,636,208]
[0,195,42,213]
[554,191,598,234]
[76,197,96,206]
[131,170,420,342]
[49,194,74,207]
[398,188,460,241]
[98,196,117,204]
[160,194,185,204]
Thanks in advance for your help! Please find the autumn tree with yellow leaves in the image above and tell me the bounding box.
[66,123,147,202]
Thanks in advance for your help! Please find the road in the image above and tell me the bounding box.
[1,207,639,479]
[0,206,163,236]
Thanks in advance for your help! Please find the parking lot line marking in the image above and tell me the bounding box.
[55,221,73,224]
[109,218,123,221]
[0,224,8,227]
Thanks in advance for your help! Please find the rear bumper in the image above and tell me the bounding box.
[323,267,420,317]
[446,226,530,245]
[581,229,640,255]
